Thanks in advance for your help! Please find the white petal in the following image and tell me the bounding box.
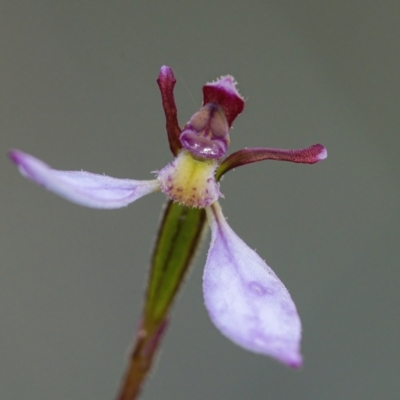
[9,150,160,209]
[203,202,302,367]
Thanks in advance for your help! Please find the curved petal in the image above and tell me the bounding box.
[9,150,160,209]
[203,202,302,367]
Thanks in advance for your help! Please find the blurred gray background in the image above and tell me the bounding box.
[1,1,399,399]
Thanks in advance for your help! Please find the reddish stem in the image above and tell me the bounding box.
[115,318,169,400]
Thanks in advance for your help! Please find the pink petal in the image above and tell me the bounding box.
[203,202,302,367]
[203,76,245,127]
[9,150,160,209]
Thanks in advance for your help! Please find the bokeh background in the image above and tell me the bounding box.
[1,1,399,399]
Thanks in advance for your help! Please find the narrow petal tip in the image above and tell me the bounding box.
[287,355,303,369]
[269,343,303,368]
[8,149,21,164]
[9,149,35,172]
[8,149,49,183]
[158,65,175,82]
[316,144,328,161]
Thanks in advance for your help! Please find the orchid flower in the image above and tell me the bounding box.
[9,66,326,398]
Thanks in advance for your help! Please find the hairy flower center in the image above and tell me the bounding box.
[157,150,221,208]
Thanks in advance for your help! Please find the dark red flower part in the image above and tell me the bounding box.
[157,66,182,156]
[157,66,327,176]
[158,67,245,158]
[202,76,245,128]
[216,144,327,180]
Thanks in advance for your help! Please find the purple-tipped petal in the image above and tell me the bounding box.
[203,76,245,127]
[9,150,160,209]
[217,144,327,179]
[203,202,302,367]
[157,66,182,156]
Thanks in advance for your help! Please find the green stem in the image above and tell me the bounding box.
[115,201,206,400]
